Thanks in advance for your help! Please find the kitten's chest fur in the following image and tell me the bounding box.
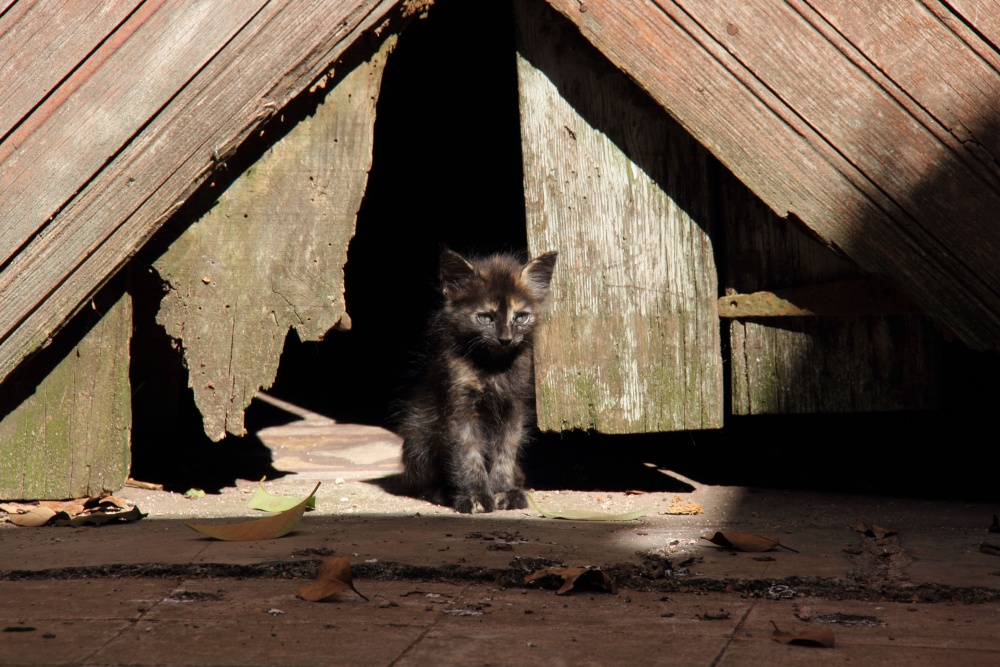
[399,248,557,514]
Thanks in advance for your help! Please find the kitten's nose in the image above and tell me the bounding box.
[498,337,512,346]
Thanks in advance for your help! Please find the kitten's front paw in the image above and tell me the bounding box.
[495,488,528,511]
[453,493,496,514]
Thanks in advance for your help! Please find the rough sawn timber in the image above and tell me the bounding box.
[154,38,394,442]
[540,0,1000,352]
[516,0,723,433]
[0,0,415,385]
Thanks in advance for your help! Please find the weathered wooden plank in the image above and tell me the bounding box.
[153,37,394,441]
[539,0,1000,352]
[516,0,723,433]
[943,0,1000,51]
[0,0,412,385]
[0,0,269,265]
[718,168,943,414]
[796,0,1000,178]
[0,284,131,500]
[0,0,143,140]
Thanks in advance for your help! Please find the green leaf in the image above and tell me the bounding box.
[187,482,320,541]
[184,488,206,499]
[248,478,316,512]
[527,493,647,521]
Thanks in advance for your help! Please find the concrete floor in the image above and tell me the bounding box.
[2,395,999,666]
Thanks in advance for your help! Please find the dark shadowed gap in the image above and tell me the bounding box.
[263,0,528,426]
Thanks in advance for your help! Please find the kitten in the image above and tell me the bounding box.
[399,248,558,514]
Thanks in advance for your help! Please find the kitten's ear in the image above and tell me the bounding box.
[439,248,478,299]
[522,251,558,296]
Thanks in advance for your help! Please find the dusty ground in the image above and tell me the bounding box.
[2,394,999,666]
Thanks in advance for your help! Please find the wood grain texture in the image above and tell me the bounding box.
[540,0,1000,352]
[0,288,131,500]
[0,0,143,141]
[719,168,943,414]
[0,0,409,385]
[154,38,393,441]
[516,0,723,433]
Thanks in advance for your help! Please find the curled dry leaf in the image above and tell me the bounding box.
[248,477,316,513]
[8,506,57,527]
[527,493,646,521]
[52,506,147,527]
[298,556,368,602]
[770,621,835,648]
[523,566,618,595]
[187,482,319,541]
[701,531,799,553]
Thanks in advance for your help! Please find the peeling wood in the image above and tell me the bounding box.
[516,0,723,433]
[153,37,394,441]
[0,0,413,386]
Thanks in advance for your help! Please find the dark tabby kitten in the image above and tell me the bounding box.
[399,248,558,514]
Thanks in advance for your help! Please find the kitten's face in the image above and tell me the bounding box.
[439,250,557,356]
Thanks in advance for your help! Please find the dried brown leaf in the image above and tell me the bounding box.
[186,482,319,541]
[770,622,835,648]
[523,566,617,595]
[298,556,368,602]
[39,499,87,516]
[52,506,147,527]
[702,531,798,553]
[8,507,57,527]
[980,542,1000,557]
[0,502,37,514]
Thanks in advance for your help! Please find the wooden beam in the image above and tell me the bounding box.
[540,0,1000,352]
[516,0,723,433]
[153,37,394,441]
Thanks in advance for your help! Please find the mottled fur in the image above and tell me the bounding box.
[399,249,558,513]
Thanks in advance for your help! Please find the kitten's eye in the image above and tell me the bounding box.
[476,313,494,324]
[514,313,531,324]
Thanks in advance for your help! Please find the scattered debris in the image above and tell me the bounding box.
[2,626,36,633]
[184,488,206,500]
[524,566,617,595]
[698,609,731,621]
[701,531,799,553]
[625,489,647,495]
[765,584,797,600]
[186,482,319,541]
[662,496,704,516]
[527,493,647,521]
[770,621,835,648]
[126,478,163,491]
[813,612,883,628]
[298,556,368,602]
[852,522,897,539]
[442,609,483,616]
